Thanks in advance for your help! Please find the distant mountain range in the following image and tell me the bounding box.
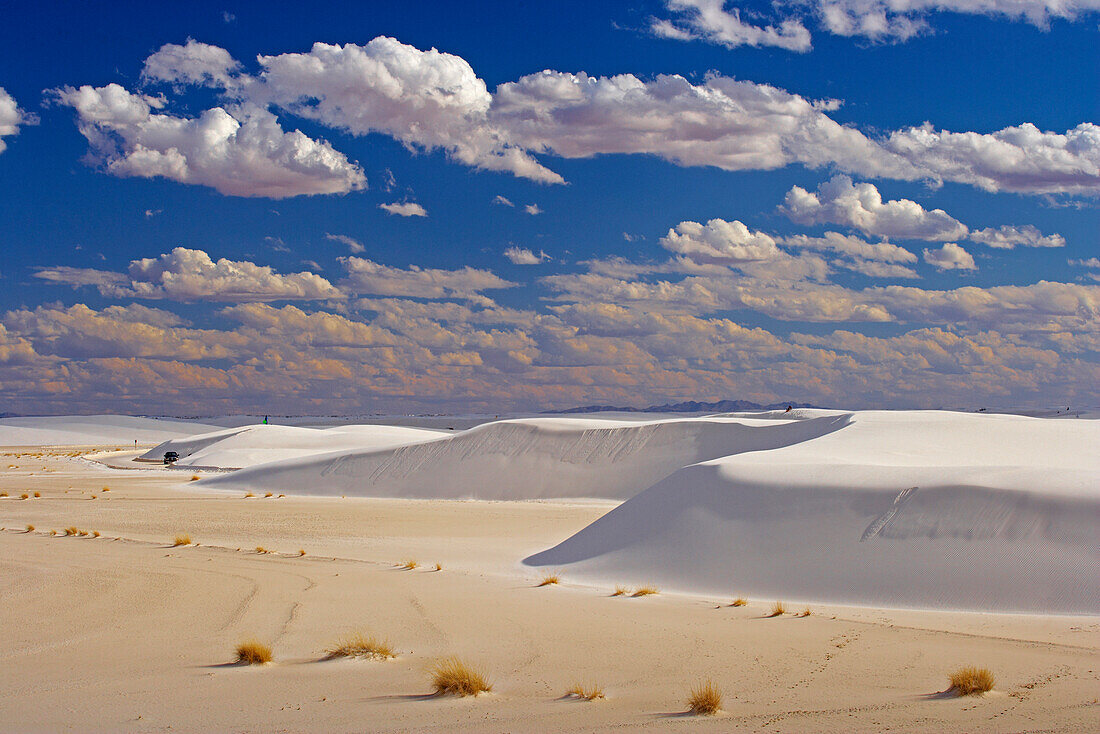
[547,399,820,414]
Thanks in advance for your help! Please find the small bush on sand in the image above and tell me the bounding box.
[799,607,812,617]
[92,531,100,537]
[101,488,109,492]
[256,546,268,554]
[0,491,7,497]
[173,534,191,546]
[20,493,28,500]
[235,640,272,665]
[33,491,40,498]
[400,559,418,570]
[566,683,604,701]
[612,586,631,596]
[730,597,748,607]
[190,475,200,481]
[264,492,273,498]
[434,562,442,571]
[244,492,254,498]
[64,526,79,536]
[298,549,306,556]
[25,524,34,532]
[949,667,994,696]
[537,573,560,587]
[324,633,395,660]
[632,586,659,597]
[768,601,786,617]
[431,657,491,697]
[687,679,722,715]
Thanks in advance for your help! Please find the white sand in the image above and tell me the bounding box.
[0,444,1097,732]
[0,414,222,446]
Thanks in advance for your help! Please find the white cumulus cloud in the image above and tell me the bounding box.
[782,175,970,240]
[923,242,977,271]
[504,247,550,265]
[0,87,26,154]
[654,0,812,51]
[52,84,366,198]
[340,257,516,302]
[379,201,428,217]
[968,224,1066,249]
[661,219,781,263]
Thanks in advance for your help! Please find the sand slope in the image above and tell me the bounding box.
[140,424,448,469]
[525,411,1100,614]
[199,414,850,500]
[0,414,221,446]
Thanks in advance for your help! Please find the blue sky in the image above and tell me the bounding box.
[0,0,1097,414]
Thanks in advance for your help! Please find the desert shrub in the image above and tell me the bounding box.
[256,546,268,554]
[768,601,786,617]
[400,559,418,570]
[687,679,722,715]
[190,475,200,481]
[25,524,34,532]
[730,597,748,607]
[537,573,560,587]
[298,549,306,557]
[20,493,28,500]
[64,526,79,536]
[235,640,272,665]
[434,562,442,571]
[173,534,191,546]
[324,633,395,660]
[431,657,491,697]
[33,491,40,498]
[949,667,994,696]
[264,492,273,498]
[799,607,812,617]
[632,585,659,597]
[565,683,604,701]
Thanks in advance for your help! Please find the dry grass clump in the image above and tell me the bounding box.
[430,657,491,697]
[244,492,255,498]
[172,534,192,546]
[0,491,7,497]
[799,607,812,617]
[25,524,34,532]
[20,493,29,500]
[612,586,631,596]
[687,679,722,715]
[190,475,200,481]
[64,526,79,536]
[632,585,659,597]
[949,667,994,696]
[33,491,40,498]
[537,573,560,587]
[400,559,418,570]
[49,529,57,536]
[101,487,109,492]
[730,597,748,607]
[565,683,604,701]
[235,640,273,665]
[264,492,273,498]
[256,546,269,554]
[298,549,306,556]
[768,601,786,617]
[433,562,442,571]
[92,531,100,537]
[324,633,395,660]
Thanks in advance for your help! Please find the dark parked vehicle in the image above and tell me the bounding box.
[163,451,180,464]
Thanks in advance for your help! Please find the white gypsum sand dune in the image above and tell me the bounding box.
[524,411,1100,614]
[195,413,851,500]
[0,415,222,446]
[139,424,449,469]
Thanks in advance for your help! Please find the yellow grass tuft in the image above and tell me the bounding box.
[235,640,273,665]
[324,633,395,660]
[949,667,994,696]
[430,657,491,697]
[101,488,109,492]
[0,491,6,497]
[612,586,631,596]
[92,531,100,537]
[298,549,306,556]
[33,491,40,498]
[687,679,722,715]
[632,585,659,597]
[566,683,605,701]
[190,475,200,481]
[537,573,560,587]
[49,529,57,536]
[20,493,28,500]
[434,562,442,571]
[400,559,418,570]
[244,492,255,498]
[256,546,268,554]
[64,526,79,536]
[768,601,786,617]
[173,534,191,546]
[730,597,748,607]
[799,607,812,617]
[264,492,273,498]
[25,524,35,532]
